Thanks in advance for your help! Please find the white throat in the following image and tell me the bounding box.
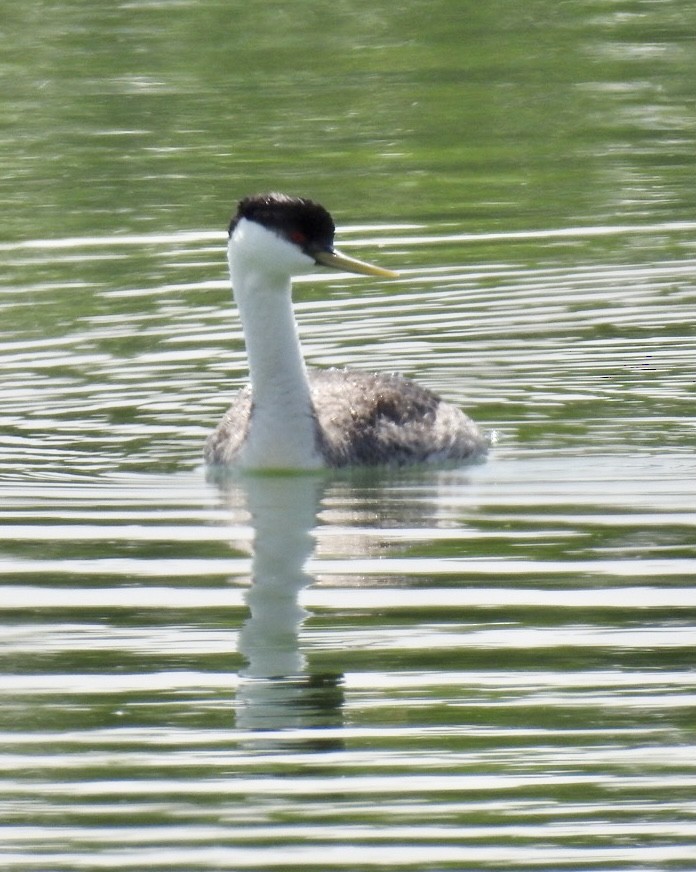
[228,219,323,470]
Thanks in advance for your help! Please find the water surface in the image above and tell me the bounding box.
[1,1,695,870]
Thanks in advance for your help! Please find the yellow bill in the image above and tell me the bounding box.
[314,248,399,278]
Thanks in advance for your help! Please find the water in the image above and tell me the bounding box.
[2,1,696,870]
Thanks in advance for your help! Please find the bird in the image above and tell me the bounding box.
[204,192,489,471]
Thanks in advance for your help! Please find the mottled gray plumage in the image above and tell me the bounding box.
[205,367,489,468]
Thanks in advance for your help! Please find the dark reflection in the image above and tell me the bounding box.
[213,473,344,750]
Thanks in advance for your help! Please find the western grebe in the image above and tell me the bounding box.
[204,192,489,470]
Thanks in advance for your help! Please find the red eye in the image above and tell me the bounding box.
[289,230,307,245]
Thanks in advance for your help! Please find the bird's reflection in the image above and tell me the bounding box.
[213,473,344,749]
[211,465,479,750]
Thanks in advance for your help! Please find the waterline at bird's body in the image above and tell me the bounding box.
[204,193,489,472]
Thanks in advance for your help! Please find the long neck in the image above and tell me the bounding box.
[231,262,322,470]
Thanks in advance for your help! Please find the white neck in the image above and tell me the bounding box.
[228,221,323,470]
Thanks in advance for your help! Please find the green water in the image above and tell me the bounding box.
[1,1,696,870]
[6,0,696,238]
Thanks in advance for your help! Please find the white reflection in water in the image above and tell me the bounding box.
[215,474,344,740]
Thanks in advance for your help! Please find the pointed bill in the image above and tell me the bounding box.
[314,248,399,278]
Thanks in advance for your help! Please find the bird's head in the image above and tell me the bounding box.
[228,193,398,279]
